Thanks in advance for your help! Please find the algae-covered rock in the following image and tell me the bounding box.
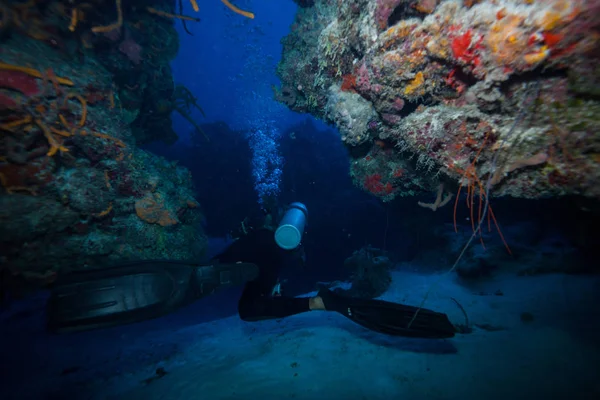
[0,3,206,282]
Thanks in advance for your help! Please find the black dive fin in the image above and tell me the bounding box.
[318,288,456,339]
[47,260,258,333]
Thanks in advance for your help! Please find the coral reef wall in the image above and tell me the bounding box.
[275,0,600,204]
[0,1,206,286]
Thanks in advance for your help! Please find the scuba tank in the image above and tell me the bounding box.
[274,202,308,250]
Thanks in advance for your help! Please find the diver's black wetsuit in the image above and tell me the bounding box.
[212,229,310,321]
[211,228,457,339]
[46,225,456,337]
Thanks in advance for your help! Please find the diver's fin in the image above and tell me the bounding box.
[47,260,258,333]
[318,288,456,339]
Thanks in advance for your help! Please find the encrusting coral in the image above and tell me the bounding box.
[275,0,600,204]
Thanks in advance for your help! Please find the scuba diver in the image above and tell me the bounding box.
[47,203,456,339]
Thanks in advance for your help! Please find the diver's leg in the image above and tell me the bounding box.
[238,281,314,321]
[316,288,456,338]
[47,261,259,333]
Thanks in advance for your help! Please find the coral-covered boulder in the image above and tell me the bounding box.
[275,0,600,202]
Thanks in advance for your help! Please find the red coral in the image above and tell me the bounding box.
[0,70,40,109]
[452,30,472,58]
[0,158,53,190]
[364,173,394,195]
[0,70,40,96]
[451,29,483,66]
[341,74,357,92]
[542,32,563,47]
